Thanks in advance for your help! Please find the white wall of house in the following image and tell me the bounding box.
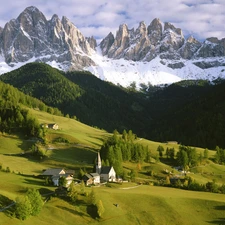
[52,177,59,186]
[93,175,100,184]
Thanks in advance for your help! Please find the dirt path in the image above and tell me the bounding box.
[119,185,141,190]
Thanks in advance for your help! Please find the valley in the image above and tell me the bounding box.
[0,5,225,224]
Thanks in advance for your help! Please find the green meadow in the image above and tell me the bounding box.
[0,109,225,224]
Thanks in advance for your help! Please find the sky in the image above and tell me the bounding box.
[0,0,224,42]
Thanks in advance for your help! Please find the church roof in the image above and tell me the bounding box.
[101,166,113,174]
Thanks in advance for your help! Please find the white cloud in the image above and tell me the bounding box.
[0,0,224,41]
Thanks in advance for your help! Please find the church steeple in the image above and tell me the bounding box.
[96,152,102,174]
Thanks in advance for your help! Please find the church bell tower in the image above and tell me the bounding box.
[96,152,102,174]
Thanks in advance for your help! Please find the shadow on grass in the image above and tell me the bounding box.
[0,194,15,217]
[207,205,225,224]
[207,218,225,224]
[159,158,177,167]
[0,194,12,208]
[57,205,88,218]
[23,178,45,186]
[87,204,98,219]
[214,205,225,210]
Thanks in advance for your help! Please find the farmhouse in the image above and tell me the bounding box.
[41,123,59,130]
[48,123,59,130]
[41,168,74,187]
[83,173,100,186]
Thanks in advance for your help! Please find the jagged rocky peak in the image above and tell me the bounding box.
[48,14,65,50]
[18,6,47,28]
[164,22,183,36]
[50,14,61,26]
[100,32,115,56]
[116,24,129,46]
[86,36,97,50]
[179,36,201,59]
[100,18,187,61]
[147,18,163,45]
[206,37,219,44]
[106,24,130,58]
[0,6,95,69]
[61,16,92,54]
[160,21,185,52]
[1,6,50,63]
[186,36,200,43]
[135,21,147,37]
[196,37,225,58]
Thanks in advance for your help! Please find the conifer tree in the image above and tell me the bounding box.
[96,200,105,218]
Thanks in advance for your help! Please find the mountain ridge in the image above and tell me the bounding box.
[0,6,225,87]
[1,62,225,149]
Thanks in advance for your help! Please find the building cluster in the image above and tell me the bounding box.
[41,152,116,187]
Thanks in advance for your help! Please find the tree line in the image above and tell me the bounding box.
[100,130,150,175]
[0,81,64,138]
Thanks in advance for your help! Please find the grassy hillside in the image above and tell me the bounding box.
[0,63,150,137]
[1,63,225,149]
[0,107,225,224]
[1,173,225,225]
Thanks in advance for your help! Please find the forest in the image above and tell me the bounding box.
[0,81,62,137]
[1,62,225,149]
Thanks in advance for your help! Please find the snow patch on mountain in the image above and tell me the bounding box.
[0,54,65,75]
[85,48,225,88]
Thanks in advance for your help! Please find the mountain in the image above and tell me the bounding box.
[0,62,150,136]
[0,6,225,87]
[0,6,94,71]
[1,62,225,149]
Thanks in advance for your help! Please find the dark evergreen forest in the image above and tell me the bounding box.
[1,62,225,149]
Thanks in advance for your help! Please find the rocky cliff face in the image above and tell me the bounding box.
[0,6,94,70]
[99,18,225,67]
[0,6,225,86]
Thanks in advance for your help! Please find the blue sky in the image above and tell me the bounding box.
[0,0,224,41]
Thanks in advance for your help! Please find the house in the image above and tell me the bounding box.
[41,168,65,176]
[82,173,100,186]
[41,168,74,187]
[83,174,93,186]
[52,174,74,187]
[48,123,59,130]
[41,123,59,130]
[90,173,100,184]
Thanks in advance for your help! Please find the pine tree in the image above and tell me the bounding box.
[26,188,43,216]
[96,200,105,218]
[87,188,96,205]
[15,196,32,220]
[68,184,79,203]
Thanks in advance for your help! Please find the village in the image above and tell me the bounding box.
[40,152,117,189]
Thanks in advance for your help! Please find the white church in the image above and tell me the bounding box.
[96,152,116,182]
[83,152,116,185]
